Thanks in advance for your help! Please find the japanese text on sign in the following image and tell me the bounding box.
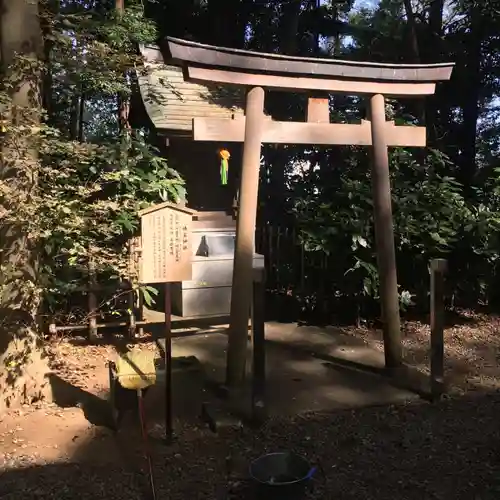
[140,204,193,283]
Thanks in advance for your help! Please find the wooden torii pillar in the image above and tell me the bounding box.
[167,37,454,388]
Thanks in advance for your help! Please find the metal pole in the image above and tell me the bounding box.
[164,282,173,442]
[369,94,402,370]
[49,320,149,334]
[226,86,265,389]
[430,258,447,400]
[127,286,136,341]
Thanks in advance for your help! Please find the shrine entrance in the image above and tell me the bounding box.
[166,36,454,389]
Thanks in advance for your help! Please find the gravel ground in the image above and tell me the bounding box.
[2,392,500,500]
[2,311,500,499]
[345,310,500,393]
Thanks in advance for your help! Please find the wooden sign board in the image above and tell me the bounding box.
[138,202,196,284]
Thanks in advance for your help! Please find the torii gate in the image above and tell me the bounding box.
[167,37,454,389]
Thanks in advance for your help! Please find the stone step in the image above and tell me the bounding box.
[192,218,236,230]
[194,210,234,220]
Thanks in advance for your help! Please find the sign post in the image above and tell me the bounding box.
[164,281,172,442]
[138,201,195,442]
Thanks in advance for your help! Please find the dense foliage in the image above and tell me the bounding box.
[1,0,184,324]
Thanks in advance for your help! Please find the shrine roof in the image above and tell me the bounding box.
[137,45,244,133]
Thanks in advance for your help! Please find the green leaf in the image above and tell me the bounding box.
[141,285,158,307]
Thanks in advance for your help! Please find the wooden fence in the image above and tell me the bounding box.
[47,237,143,340]
[255,224,339,322]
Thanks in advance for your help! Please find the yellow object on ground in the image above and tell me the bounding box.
[115,349,158,390]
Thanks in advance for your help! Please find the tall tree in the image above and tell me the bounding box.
[0,0,52,412]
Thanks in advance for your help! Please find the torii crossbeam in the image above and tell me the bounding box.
[167,36,454,388]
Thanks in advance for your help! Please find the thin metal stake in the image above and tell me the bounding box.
[164,282,173,443]
[137,389,156,500]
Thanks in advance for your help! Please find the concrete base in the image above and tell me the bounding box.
[201,401,243,433]
[168,328,418,419]
[130,320,420,429]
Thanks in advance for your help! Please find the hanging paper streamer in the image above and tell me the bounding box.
[219,148,230,185]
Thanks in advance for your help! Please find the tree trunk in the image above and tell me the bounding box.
[78,90,85,142]
[40,0,60,126]
[428,0,444,40]
[425,0,445,145]
[460,5,482,188]
[208,0,249,48]
[402,0,420,63]
[402,0,425,126]
[0,0,52,414]
[281,0,302,55]
[69,93,80,140]
[116,0,130,132]
[264,0,302,224]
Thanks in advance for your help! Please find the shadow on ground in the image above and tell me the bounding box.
[48,373,116,429]
[2,390,500,499]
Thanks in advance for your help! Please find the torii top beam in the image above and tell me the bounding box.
[166,37,454,97]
